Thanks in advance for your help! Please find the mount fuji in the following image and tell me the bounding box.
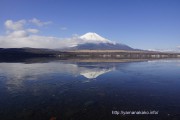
[80,32,112,43]
[66,32,134,50]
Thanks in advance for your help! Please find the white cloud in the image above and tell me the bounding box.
[5,19,26,30]
[0,19,65,48]
[0,19,90,49]
[148,47,180,53]
[4,19,39,36]
[29,18,52,26]
[8,30,28,38]
[26,28,39,34]
[60,27,67,30]
[0,35,82,48]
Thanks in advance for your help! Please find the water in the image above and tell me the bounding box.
[0,59,180,120]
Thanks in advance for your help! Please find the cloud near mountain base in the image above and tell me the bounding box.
[1,19,118,49]
[0,19,78,48]
[0,35,81,49]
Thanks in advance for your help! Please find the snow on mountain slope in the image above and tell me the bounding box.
[80,33,106,41]
[80,32,112,43]
[62,32,134,50]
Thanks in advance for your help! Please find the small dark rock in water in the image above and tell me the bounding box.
[65,109,79,117]
[49,116,56,120]
[97,92,106,97]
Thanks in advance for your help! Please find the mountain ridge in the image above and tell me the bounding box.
[65,32,134,50]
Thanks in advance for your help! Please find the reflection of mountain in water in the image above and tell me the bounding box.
[77,63,115,79]
[0,62,116,91]
[80,68,114,79]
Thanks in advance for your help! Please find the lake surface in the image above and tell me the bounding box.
[0,59,180,120]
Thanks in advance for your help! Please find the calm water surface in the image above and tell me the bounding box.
[0,59,180,120]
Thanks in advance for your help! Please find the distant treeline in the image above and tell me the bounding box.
[0,48,180,61]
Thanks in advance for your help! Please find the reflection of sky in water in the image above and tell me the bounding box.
[0,59,180,119]
[0,59,180,93]
[0,62,115,91]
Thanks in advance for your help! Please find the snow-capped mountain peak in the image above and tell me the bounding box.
[80,32,111,43]
[64,32,134,50]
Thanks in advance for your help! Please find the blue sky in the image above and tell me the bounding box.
[0,0,180,50]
